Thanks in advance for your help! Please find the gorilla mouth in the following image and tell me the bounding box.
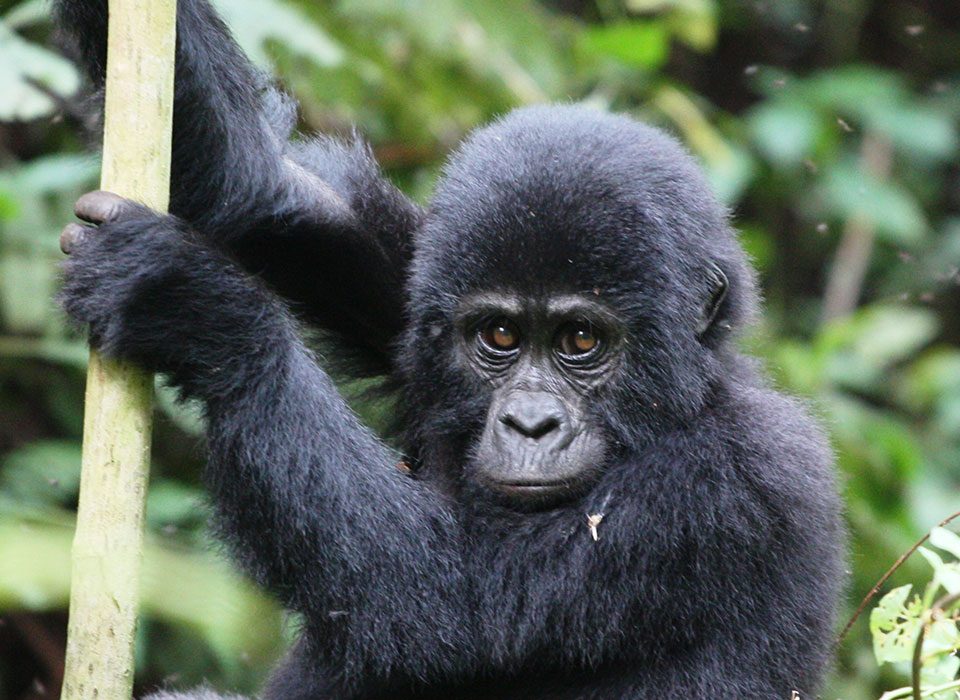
[494,479,570,488]
[486,478,583,503]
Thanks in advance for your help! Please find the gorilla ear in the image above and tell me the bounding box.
[696,264,729,337]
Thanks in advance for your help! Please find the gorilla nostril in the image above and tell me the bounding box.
[501,413,561,440]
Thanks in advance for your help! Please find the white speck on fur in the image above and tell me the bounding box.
[587,512,604,541]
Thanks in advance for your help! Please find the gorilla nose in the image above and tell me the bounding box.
[499,394,566,440]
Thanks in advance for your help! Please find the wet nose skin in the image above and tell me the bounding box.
[499,392,567,440]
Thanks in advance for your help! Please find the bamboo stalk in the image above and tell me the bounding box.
[61,1,177,698]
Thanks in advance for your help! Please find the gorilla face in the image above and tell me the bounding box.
[401,105,751,509]
[456,292,621,506]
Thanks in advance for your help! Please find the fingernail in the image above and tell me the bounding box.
[60,223,88,254]
[76,190,128,224]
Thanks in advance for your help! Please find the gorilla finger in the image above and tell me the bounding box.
[75,190,134,225]
[60,223,95,255]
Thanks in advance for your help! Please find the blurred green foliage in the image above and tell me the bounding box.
[0,0,957,697]
[869,525,959,699]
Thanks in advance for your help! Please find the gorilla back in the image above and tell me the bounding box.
[55,2,844,697]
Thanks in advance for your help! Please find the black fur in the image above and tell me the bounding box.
[55,2,844,698]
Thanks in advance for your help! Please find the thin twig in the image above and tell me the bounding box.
[836,509,960,646]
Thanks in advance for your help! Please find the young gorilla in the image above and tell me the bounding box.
[56,1,844,697]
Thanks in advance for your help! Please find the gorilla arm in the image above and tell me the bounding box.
[54,0,419,369]
[59,205,472,685]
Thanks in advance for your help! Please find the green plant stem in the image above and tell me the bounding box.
[59,0,177,698]
[911,591,960,700]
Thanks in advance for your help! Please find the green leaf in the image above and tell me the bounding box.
[0,21,80,121]
[0,189,19,220]
[849,307,938,368]
[870,584,923,664]
[821,306,939,380]
[339,0,567,102]
[624,0,716,51]
[665,4,716,51]
[923,656,960,697]
[868,105,958,162]
[146,480,207,529]
[652,85,755,204]
[924,615,960,657]
[802,66,906,123]
[748,99,821,166]
[930,527,960,561]
[214,0,344,69]
[579,21,669,69]
[820,162,928,246]
[769,339,825,394]
[0,253,56,333]
[902,349,960,410]
[702,142,755,205]
[0,441,82,505]
[922,618,960,693]
[0,336,89,367]
[0,154,100,195]
[736,223,775,272]
[918,546,960,595]
[0,510,284,669]
[830,395,922,484]
[2,0,52,29]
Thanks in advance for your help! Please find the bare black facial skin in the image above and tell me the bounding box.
[458,292,621,507]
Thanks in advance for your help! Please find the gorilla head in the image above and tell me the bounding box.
[400,105,758,507]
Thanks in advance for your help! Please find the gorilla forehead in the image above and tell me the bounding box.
[417,105,732,300]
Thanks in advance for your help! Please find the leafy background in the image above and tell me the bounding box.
[0,0,957,697]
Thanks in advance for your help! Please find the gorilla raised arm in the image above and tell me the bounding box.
[56,3,844,698]
[55,0,419,371]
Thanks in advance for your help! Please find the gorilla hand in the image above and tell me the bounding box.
[60,192,182,351]
[60,191,293,403]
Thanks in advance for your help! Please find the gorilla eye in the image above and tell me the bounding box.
[557,323,600,358]
[479,317,521,352]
